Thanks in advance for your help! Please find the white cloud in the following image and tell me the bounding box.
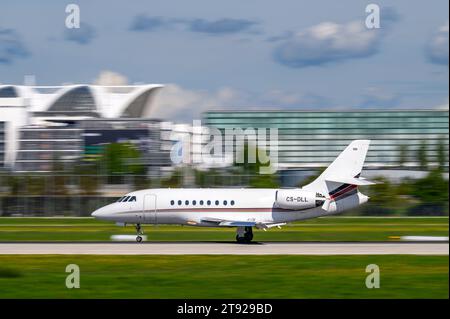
[360,87,401,108]
[426,22,449,65]
[434,97,449,110]
[273,20,383,68]
[93,70,129,86]
[89,72,406,122]
[259,89,331,108]
[151,84,245,120]
[150,84,334,121]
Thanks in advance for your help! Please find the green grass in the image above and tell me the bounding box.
[0,255,447,298]
[0,217,447,242]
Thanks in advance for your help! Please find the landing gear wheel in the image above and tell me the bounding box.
[236,235,252,243]
[236,226,253,243]
[236,235,246,243]
[135,224,144,243]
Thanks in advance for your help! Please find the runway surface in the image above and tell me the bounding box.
[0,242,448,255]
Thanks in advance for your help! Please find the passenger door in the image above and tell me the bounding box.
[143,194,157,224]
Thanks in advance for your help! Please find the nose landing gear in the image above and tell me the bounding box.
[236,226,253,243]
[135,224,143,243]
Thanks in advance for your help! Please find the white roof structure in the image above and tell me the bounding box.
[0,84,163,118]
[0,84,164,167]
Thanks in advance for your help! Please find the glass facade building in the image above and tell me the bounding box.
[79,119,172,173]
[14,119,172,173]
[15,127,84,172]
[203,110,449,171]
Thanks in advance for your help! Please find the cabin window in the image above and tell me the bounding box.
[185,200,189,205]
[170,200,175,205]
[231,200,235,206]
[178,200,182,205]
[200,200,204,205]
[223,200,227,205]
[192,200,197,205]
[215,200,219,206]
[207,200,211,205]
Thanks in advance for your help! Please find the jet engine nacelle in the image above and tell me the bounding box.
[275,189,325,210]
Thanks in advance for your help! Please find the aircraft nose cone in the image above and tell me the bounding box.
[91,204,117,220]
[91,209,99,217]
[91,206,108,218]
[91,208,100,217]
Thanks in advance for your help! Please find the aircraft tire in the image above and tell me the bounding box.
[236,235,252,243]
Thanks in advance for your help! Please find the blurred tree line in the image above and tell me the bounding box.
[0,140,448,216]
[1,142,150,197]
[354,140,449,216]
[357,169,448,216]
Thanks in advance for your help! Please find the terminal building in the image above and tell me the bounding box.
[203,110,449,181]
[0,84,169,172]
[15,125,83,172]
[1,84,448,177]
[12,119,173,173]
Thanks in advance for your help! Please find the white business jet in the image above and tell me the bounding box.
[92,140,374,243]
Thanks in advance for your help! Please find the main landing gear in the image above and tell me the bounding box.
[236,226,253,243]
[135,223,143,243]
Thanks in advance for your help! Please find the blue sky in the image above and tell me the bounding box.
[0,0,448,120]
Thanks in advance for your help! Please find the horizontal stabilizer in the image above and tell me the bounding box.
[325,176,376,186]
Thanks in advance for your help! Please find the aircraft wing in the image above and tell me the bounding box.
[201,217,285,229]
[201,217,255,227]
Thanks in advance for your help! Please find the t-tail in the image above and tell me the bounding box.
[302,140,374,212]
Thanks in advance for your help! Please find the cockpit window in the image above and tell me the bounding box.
[116,196,124,202]
[128,196,137,202]
[120,196,131,202]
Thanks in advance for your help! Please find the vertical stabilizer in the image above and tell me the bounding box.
[302,140,371,196]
